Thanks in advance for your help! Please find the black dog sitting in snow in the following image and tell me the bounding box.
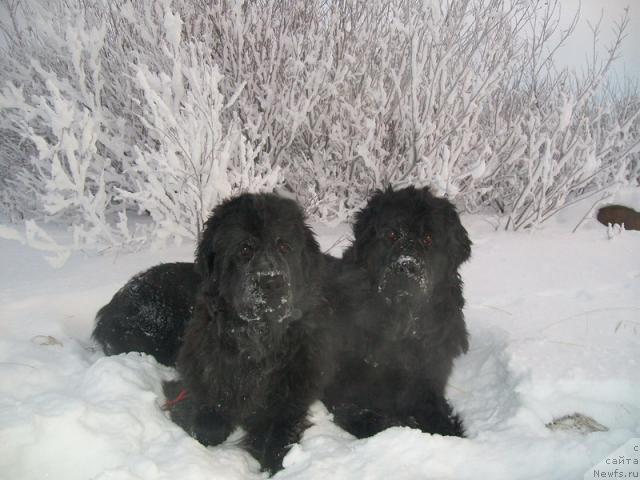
[163,193,339,473]
[323,186,471,438]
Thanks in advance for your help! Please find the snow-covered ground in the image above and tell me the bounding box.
[1,192,639,480]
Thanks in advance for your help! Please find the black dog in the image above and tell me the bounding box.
[92,262,201,365]
[323,186,471,438]
[165,193,336,473]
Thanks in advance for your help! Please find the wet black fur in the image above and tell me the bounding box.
[92,262,201,366]
[323,186,471,438]
[166,193,335,473]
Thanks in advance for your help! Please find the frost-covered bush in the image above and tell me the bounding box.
[278,0,521,219]
[0,1,123,241]
[127,44,279,244]
[0,0,638,252]
[0,0,279,250]
[491,3,640,230]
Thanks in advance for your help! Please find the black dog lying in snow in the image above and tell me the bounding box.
[92,186,470,466]
[93,262,200,366]
[323,186,471,438]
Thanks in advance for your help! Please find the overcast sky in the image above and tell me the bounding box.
[555,0,639,82]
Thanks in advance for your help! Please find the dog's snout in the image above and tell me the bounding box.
[397,260,419,276]
[256,272,287,292]
[391,255,422,277]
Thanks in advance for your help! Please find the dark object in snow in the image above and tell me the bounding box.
[92,262,201,366]
[168,193,337,474]
[323,186,471,438]
[597,205,640,230]
[546,413,608,434]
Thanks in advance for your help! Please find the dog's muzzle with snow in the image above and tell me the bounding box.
[236,269,293,324]
[378,254,430,302]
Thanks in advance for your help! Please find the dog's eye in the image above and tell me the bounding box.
[239,243,254,259]
[277,239,291,254]
[421,233,433,248]
[386,229,399,243]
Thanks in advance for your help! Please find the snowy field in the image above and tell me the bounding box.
[1,192,639,480]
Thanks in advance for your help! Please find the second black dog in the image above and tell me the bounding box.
[323,186,471,438]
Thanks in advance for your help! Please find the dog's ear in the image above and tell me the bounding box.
[300,221,323,280]
[349,189,386,263]
[427,190,471,268]
[303,222,320,254]
[195,210,221,277]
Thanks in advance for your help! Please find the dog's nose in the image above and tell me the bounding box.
[398,262,419,275]
[394,256,421,276]
[257,273,287,292]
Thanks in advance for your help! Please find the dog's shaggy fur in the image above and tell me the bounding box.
[166,193,335,473]
[323,186,471,438]
[92,262,201,365]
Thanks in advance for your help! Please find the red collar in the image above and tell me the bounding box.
[162,388,189,410]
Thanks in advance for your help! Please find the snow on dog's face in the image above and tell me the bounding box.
[347,186,471,306]
[196,193,320,334]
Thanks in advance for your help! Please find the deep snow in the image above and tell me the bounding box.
[1,194,639,480]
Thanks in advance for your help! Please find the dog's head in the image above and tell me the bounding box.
[346,186,471,306]
[195,193,321,333]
